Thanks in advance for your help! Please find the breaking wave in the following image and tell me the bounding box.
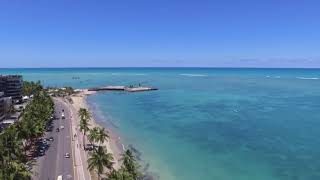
[111,73,146,76]
[179,73,208,77]
[296,77,319,80]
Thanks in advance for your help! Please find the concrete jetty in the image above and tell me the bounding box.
[88,86,158,92]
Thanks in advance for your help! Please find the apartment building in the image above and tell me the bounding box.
[0,75,23,103]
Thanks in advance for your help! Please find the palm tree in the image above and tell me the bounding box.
[88,146,114,180]
[88,127,99,147]
[78,108,92,150]
[78,108,91,122]
[106,169,134,180]
[120,149,141,180]
[79,118,90,150]
[7,161,32,180]
[96,127,109,145]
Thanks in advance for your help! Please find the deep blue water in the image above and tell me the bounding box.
[1,68,320,180]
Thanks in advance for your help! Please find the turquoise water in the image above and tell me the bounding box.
[1,68,320,180]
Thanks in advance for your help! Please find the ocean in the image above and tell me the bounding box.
[1,68,320,180]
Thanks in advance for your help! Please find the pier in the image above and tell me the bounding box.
[88,86,158,92]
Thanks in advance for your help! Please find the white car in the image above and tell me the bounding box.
[61,113,65,119]
[65,153,70,158]
[60,125,64,129]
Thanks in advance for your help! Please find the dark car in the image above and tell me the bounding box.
[38,149,45,153]
[56,128,59,132]
[86,144,94,151]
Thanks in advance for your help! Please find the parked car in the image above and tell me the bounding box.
[38,151,45,156]
[38,149,44,153]
[86,144,94,151]
[65,153,70,158]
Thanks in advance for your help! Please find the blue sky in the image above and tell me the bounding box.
[0,0,320,68]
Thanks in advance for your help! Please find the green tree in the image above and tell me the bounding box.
[120,149,141,180]
[78,108,91,122]
[106,169,134,180]
[0,87,53,179]
[23,80,43,96]
[96,127,109,145]
[78,108,91,150]
[79,117,90,150]
[64,86,75,95]
[88,146,114,180]
[88,127,99,147]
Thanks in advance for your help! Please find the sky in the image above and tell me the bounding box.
[0,0,320,68]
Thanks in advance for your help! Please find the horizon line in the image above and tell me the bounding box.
[1,66,320,69]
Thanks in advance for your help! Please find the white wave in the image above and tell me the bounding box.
[265,76,280,79]
[296,77,319,80]
[111,73,146,76]
[179,73,208,77]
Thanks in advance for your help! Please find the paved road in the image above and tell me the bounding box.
[33,98,74,180]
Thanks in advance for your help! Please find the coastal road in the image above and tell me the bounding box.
[33,98,74,180]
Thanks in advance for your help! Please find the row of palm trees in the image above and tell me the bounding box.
[0,85,54,179]
[23,80,43,97]
[77,108,142,180]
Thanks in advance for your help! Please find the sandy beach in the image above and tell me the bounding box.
[68,89,122,170]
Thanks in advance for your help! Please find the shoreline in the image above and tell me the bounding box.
[70,89,159,180]
[69,89,123,170]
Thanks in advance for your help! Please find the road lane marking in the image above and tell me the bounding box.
[60,98,88,180]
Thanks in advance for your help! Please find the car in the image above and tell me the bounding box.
[56,128,59,132]
[37,150,45,156]
[49,137,54,141]
[61,113,65,119]
[60,126,64,129]
[38,149,44,153]
[65,153,70,158]
[57,175,63,180]
[86,144,94,151]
